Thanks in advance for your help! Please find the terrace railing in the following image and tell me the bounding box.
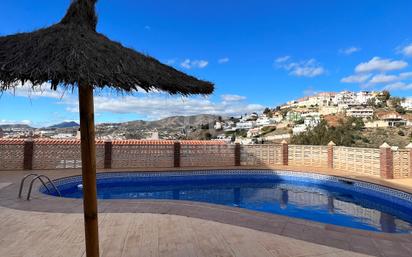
[333,146,381,176]
[393,149,411,179]
[288,145,329,168]
[240,144,283,166]
[0,139,411,180]
[0,140,25,170]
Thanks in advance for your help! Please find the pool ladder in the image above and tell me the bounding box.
[18,174,61,200]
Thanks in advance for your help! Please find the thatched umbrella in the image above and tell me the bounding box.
[0,1,213,256]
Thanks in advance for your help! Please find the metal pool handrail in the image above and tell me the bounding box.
[19,174,61,200]
[18,173,41,198]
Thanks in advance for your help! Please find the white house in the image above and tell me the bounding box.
[292,124,307,135]
[356,91,375,105]
[236,121,255,129]
[255,116,272,126]
[333,91,357,106]
[376,112,407,127]
[214,121,223,130]
[247,128,261,138]
[401,98,412,111]
[346,106,374,119]
[51,133,74,139]
[304,116,321,127]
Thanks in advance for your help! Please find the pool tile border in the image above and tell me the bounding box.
[47,169,412,209]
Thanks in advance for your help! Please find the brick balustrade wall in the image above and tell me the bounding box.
[104,141,112,169]
[0,139,407,179]
[288,145,328,168]
[380,144,394,179]
[333,146,381,177]
[0,140,25,170]
[240,144,282,166]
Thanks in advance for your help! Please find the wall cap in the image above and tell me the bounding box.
[327,141,336,146]
[380,142,391,149]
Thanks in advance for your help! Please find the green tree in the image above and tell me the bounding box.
[291,118,364,146]
[377,90,391,104]
[396,105,406,114]
[366,98,377,107]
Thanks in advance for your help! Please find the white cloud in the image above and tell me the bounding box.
[369,74,398,84]
[401,43,412,57]
[400,71,412,79]
[341,73,371,83]
[292,66,325,77]
[218,57,229,64]
[0,119,32,125]
[180,59,208,69]
[220,94,246,101]
[355,57,407,73]
[5,82,67,99]
[275,56,290,63]
[368,71,412,84]
[383,82,412,91]
[276,57,325,78]
[64,94,263,120]
[339,47,361,55]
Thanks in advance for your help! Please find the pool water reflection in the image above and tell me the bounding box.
[44,173,412,233]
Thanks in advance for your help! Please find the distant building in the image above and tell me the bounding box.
[37,130,57,137]
[214,121,223,130]
[286,111,302,122]
[145,131,159,140]
[401,98,412,111]
[402,114,412,126]
[319,106,340,115]
[271,113,283,123]
[263,134,290,141]
[247,128,261,138]
[255,116,272,126]
[236,121,255,129]
[304,116,321,127]
[364,120,389,128]
[51,133,74,139]
[292,124,307,135]
[346,106,374,119]
[376,112,407,127]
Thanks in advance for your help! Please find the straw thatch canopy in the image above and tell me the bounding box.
[0,0,214,95]
[0,1,214,256]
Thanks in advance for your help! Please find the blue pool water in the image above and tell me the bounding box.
[42,170,412,233]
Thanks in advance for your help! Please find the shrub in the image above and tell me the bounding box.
[291,118,364,146]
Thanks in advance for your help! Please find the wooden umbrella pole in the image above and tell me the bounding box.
[78,84,100,257]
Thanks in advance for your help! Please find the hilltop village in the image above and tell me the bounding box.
[213,90,412,147]
[2,90,412,148]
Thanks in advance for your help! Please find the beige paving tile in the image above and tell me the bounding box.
[0,206,376,257]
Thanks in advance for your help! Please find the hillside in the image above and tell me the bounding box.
[96,114,222,139]
[354,127,412,148]
[47,121,80,129]
[0,124,32,129]
[123,114,220,130]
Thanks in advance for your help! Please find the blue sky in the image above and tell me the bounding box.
[1,0,412,127]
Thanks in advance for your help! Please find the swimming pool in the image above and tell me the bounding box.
[42,170,412,233]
